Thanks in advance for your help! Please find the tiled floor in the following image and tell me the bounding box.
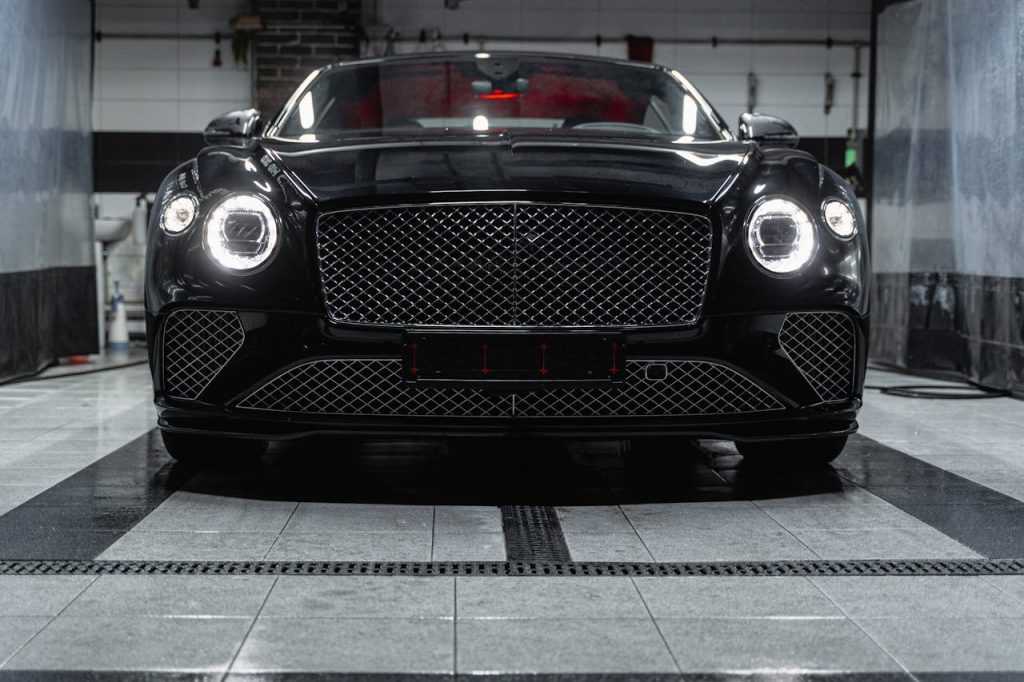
[2,366,1024,678]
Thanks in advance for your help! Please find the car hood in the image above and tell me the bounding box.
[259,131,755,208]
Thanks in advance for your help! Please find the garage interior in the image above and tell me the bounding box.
[4,0,1024,678]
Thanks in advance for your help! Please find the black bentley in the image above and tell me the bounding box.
[146,52,869,466]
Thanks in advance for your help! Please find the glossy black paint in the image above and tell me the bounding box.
[144,53,870,441]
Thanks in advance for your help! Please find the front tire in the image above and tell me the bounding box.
[161,430,268,465]
[736,435,847,468]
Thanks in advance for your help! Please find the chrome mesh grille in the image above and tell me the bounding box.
[162,309,245,401]
[237,359,513,417]
[315,203,713,328]
[779,312,856,403]
[515,361,783,417]
[236,359,783,417]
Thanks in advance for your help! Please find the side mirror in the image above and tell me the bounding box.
[203,108,261,146]
[737,112,799,148]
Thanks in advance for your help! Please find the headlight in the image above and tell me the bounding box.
[822,199,857,238]
[204,194,279,271]
[160,194,198,234]
[746,198,816,274]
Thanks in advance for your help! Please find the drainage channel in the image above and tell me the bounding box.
[501,505,572,562]
[4,558,1024,577]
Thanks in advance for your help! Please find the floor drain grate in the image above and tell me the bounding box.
[3,559,1024,577]
[501,505,572,562]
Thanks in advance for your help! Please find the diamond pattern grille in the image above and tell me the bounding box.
[236,359,783,417]
[779,312,856,403]
[315,203,713,327]
[515,361,783,417]
[162,309,245,401]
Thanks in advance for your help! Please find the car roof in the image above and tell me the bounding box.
[316,50,672,75]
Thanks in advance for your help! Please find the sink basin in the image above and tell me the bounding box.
[94,217,132,243]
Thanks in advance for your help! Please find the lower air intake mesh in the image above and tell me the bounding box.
[236,359,783,417]
[779,312,856,403]
[162,309,245,401]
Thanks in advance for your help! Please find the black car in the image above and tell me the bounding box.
[146,52,869,466]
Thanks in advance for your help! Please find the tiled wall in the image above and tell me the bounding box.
[93,0,253,134]
[376,0,872,139]
[93,0,253,215]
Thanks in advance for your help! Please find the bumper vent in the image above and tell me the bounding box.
[315,203,714,328]
[236,359,783,417]
[162,309,245,401]
[779,312,856,403]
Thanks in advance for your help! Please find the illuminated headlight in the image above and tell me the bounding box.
[160,194,198,234]
[822,199,858,238]
[204,194,279,271]
[746,198,816,274]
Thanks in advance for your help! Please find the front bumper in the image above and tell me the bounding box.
[149,308,867,442]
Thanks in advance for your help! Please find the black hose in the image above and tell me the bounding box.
[864,363,1012,400]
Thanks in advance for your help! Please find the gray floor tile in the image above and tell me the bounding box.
[261,576,453,618]
[133,492,298,532]
[432,532,506,561]
[812,577,1024,618]
[753,485,890,507]
[433,506,502,533]
[0,468,80,487]
[98,531,279,561]
[4,615,252,672]
[639,527,818,562]
[265,532,432,561]
[231,617,454,673]
[457,577,649,619]
[457,618,676,673]
[63,575,276,617]
[0,576,95,616]
[0,488,39,513]
[284,503,433,533]
[623,502,782,533]
[658,617,901,673]
[635,576,844,619]
[564,532,654,562]
[763,503,929,530]
[791,528,981,559]
[557,506,637,533]
[858,617,1024,672]
[985,576,1024,604]
[0,617,50,667]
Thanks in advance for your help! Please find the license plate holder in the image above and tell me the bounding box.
[403,331,625,385]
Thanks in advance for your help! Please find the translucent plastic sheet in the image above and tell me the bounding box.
[0,0,95,378]
[0,0,92,273]
[872,0,1024,391]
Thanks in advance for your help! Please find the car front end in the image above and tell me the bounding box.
[145,53,869,460]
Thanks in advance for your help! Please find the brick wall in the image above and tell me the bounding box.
[255,0,361,116]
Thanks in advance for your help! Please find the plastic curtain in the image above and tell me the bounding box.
[872,0,1024,392]
[0,0,95,379]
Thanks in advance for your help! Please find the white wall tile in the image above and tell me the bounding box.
[521,10,600,38]
[178,100,250,133]
[96,39,178,69]
[179,69,251,101]
[597,10,678,38]
[99,68,178,101]
[93,0,251,132]
[97,5,178,33]
[98,100,179,131]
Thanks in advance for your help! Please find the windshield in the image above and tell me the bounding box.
[271,54,726,140]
